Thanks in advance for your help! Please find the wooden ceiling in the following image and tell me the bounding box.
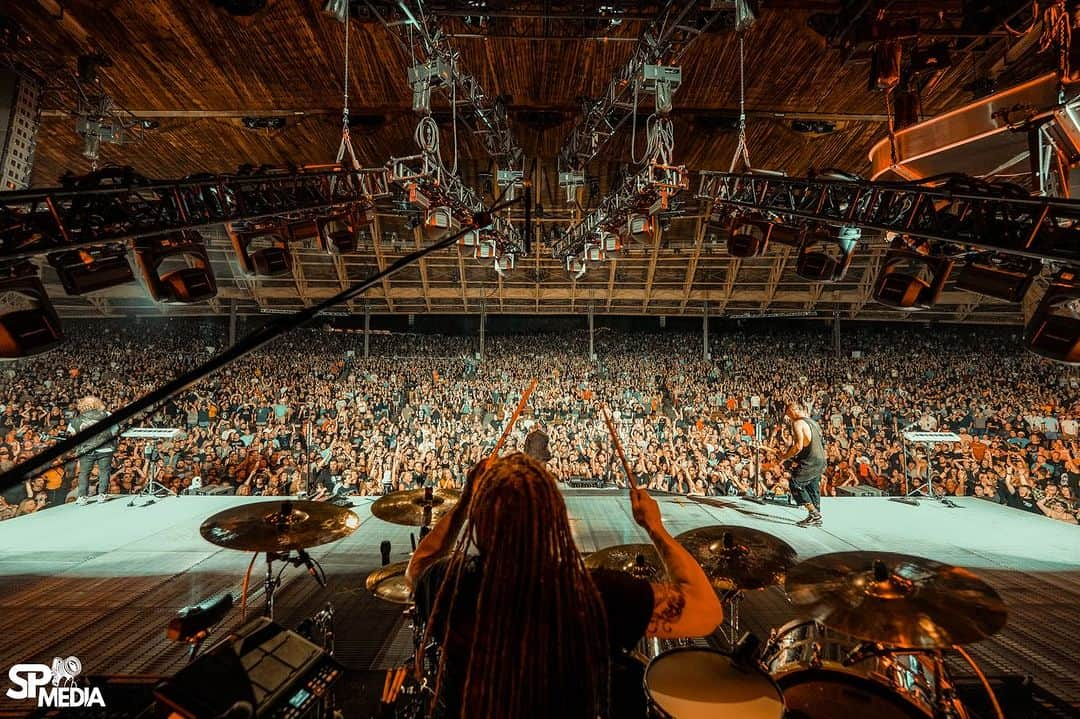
[3,0,1047,322]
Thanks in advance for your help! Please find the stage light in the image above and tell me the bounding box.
[872,238,953,311]
[425,207,460,238]
[728,216,769,257]
[0,265,62,358]
[316,214,362,254]
[955,253,1041,303]
[626,214,653,243]
[795,225,859,283]
[228,225,292,277]
[1025,268,1079,365]
[46,244,136,296]
[566,255,588,279]
[134,231,218,304]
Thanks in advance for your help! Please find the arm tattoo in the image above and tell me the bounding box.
[647,584,687,636]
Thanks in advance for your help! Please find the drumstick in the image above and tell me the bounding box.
[488,378,538,461]
[601,405,637,489]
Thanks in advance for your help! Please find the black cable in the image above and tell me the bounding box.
[0,196,522,492]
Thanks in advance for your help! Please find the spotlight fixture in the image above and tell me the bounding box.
[424,207,460,238]
[0,263,62,358]
[241,116,286,131]
[1025,268,1079,365]
[46,244,135,296]
[725,216,802,257]
[955,253,1041,303]
[795,225,859,282]
[872,238,953,311]
[566,255,588,280]
[316,213,362,254]
[228,225,292,277]
[134,231,218,304]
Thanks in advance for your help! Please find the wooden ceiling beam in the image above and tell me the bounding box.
[370,214,395,313]
[412,226,433,312]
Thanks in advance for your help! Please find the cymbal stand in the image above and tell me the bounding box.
[714,589,744,651]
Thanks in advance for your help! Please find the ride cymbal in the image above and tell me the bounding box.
[584,544,667,581]
[370,488,461,527]
[365,561,412,604]
[675,525,797,591]
[200,500,360,551]
[784,551,1007,648]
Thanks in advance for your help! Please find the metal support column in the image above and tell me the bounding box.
[228,299,237,346]
[479,299,487,361]
[363,306,371,359]
[833,312,841,358]
[703,301,710,360]
[588,304,595,360]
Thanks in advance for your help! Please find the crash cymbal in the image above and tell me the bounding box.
[785,551,1007,649]
[365,561,412,604]
[584,544,666,581]
[674,525,797,591]
[370,487,461,527]
[200,500,360,551]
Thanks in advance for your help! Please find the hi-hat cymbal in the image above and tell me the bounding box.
[365,561,412,604]
[785,551,1007,648]
[200,500,360,551]
[584,544,666,581]
[675,525,797,591]
[370,488,461,527]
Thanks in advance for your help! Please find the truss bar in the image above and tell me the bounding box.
[696,171,1080,263]
[0,166,392,261]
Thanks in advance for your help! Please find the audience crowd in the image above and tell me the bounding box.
[1,319,1077,524]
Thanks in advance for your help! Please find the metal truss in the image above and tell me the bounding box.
[557,0,721,173]
[381,1,523,169]
[552,161,687,258]
[696,172,1080,264]
[0,165,392,261]
[387,152,523,255]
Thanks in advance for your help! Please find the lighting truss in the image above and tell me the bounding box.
[387,151,522,255]
[551,160,687,259]
[696,172,1080,264]
[382,1,523,171]
[556,0,722,175]
[0,165,392,260]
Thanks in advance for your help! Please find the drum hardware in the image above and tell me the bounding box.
[200,501,357,618]
[371,487,461,527]
[784,551,1007,648]
[166,592,235,661]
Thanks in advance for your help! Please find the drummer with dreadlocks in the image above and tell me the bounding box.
[406,453,723,719]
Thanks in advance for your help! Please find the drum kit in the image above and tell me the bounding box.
[200,492,1007,719]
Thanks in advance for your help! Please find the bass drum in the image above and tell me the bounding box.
[761,620,941,719]
[644,647,785,719]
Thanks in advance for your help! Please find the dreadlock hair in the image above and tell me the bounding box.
[421,452,611,719]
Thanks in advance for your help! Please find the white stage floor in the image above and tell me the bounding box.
[0,493,1078,714]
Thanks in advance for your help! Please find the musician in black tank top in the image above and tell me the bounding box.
[774,400,826,527]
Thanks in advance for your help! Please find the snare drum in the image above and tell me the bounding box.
[761,620,940,718]
[644,647,785,719]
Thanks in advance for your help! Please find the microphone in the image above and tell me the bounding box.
[167,593,234,643]
[296,549,326,587]
[380,540,392,566]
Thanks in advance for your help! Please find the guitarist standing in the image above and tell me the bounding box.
[770,400,827,527]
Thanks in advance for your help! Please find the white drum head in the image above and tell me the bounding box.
[646,649,784,719]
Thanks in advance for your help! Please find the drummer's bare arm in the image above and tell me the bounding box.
[631,488,723,638]
[404,459,485,586]
[777,420,810,462]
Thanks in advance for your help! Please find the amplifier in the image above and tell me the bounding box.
[154,618,341,719]
[836,484,884,497]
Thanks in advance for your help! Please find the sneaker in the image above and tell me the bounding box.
[96,493,107,504]
[75,496,89,506]
[796,512,822,527]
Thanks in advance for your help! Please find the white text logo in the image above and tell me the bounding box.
[6,657,105,708]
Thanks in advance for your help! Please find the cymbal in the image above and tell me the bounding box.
[365,561,412,604]
[584,544,666,581]
[784,551,1007,648]
[200,500,360,551]
[370,488,462,527]
[674,525,797,591]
